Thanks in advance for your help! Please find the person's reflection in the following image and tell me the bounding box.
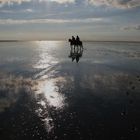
[69,46,83,63]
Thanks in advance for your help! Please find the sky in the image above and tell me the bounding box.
[0,0,140,41]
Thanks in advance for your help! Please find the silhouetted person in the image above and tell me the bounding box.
[71,36,76,49]
[76,36,80,42]
[76,35,80,50]
[68,36,83,52]
[72,36,76,44]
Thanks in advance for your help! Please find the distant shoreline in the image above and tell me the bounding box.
[0,40,21,42]
[0,40,140,43]
[83,40,140,43]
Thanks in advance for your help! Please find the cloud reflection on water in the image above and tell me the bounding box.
[0,73,37,112]
[1,41,140,137]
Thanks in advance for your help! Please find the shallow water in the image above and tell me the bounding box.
[0,41,140,140]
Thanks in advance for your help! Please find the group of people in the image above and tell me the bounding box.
[69,35,83,49]
[71,35,80,45]
[68,35,83,63]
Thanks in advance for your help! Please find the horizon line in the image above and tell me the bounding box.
[0,39,140,43]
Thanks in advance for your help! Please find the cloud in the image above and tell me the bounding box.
[0,9,33,13]
[123,25,140,30]
[0,10,15,13]
[0,0,140,8]
[0,0,75,7]
[24,8,33,12]
[0,18,105,24]
[51,0,75,4]
[88,0,140,9]
[0,0,31,5]
[39,0,75,4]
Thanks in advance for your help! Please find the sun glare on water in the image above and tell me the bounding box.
[37,79,66,109]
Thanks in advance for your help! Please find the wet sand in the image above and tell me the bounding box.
[0,41,140,140]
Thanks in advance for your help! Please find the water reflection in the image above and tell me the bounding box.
[33,41,59,70]
[33,41,67,80]
[35,78,66,132]
[69,46,83,63]
[1,41,140,139]
[36,79,66,109]
[32,41,68,132]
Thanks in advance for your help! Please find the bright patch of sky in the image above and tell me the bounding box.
[0,0,140,41]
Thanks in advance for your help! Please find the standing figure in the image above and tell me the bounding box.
[76,35,80,49]
[72,36,76,50]
[76,36,80,42]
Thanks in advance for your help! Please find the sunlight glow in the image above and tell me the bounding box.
[42,79,65,108]
[35,77,66,132]
[33,41,64,80]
